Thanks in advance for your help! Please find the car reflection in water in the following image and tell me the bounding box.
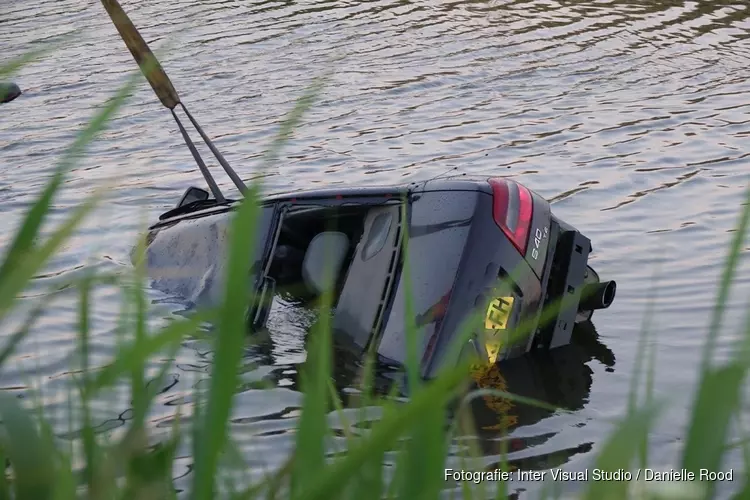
[256,295,614,473]
[320,317,617,478]
[461,319,616,474]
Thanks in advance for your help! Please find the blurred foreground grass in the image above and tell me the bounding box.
[1,48,750,500]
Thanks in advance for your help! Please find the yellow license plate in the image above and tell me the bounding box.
[484,296,515,364]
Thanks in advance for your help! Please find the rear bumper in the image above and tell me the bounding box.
[528,218,592,350]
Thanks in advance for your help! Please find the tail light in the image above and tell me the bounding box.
[488,178,534,254]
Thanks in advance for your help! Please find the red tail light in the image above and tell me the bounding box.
[488,178,534,255]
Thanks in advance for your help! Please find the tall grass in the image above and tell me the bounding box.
[1,48,749,500]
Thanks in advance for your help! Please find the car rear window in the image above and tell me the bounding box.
[376,191,479,364]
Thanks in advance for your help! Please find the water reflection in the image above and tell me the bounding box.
[255,295,615,478]
[465,320,615,471]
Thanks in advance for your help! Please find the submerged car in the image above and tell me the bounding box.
[101,0,617,378]
[141,176,617,378]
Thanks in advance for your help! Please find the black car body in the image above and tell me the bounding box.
[141,175,616,379]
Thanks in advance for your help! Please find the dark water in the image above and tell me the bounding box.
[2,0,750,497]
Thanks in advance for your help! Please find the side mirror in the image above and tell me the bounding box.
[176,186,209,208]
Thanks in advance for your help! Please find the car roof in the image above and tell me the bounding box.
[263,174,494,202]
[151,175,498,229]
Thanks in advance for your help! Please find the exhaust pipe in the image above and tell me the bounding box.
[578,280,616,312]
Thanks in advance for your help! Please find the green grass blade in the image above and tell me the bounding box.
[461,387,559,412]
[143,341,181,414]
[75,377,102,497]
[346,445,384,500]
[351,323,385,499]
[235,456,294,500]
[699,183,750,374]
[50,426,76,500]
[642,330,657,467]
[78,272,92,380]
[356,339,379,410]
[191,73,326,499]
[291,364,468,500]
[0,38,68,79]
[338,367,385,500]
[398,401,449,500]
[584,400,664,500]
[190,184,261,499]
[0,65,136,286]
[328,377,386,500]
[0,271,121,369]
[0,298,46,368]
[494,427,509,500]
[86,308,214,395]
[628,270,660,417]
[0,187,107,328]
[51,458,76,500]
[732,483,750,500]
[122,426,180,500]
[398,199,421,394]
[291,226,340,496]
[635,268,660,467]
[682,183,750,487]
[192,370,205,490]
[0,168,63,286]
[0,393,56,500]
[388,439,408,499]
[130,228,149,428]
[681,362,745,495]
[328,378,354,444]
[291,299,333,496]
[0,69,139,326]
[732,412,750,500]
[0,445,9,500]
[75,272,100,494]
